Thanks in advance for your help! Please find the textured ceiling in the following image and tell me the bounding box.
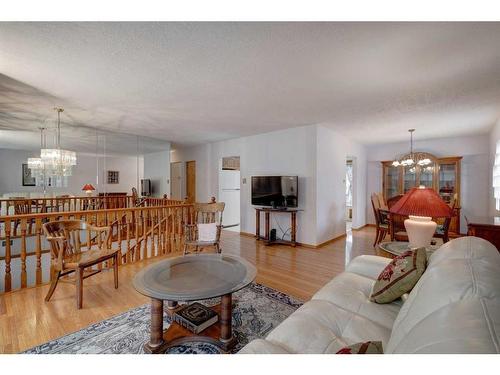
[1,22,500,153]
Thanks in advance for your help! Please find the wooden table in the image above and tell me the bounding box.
[255,207,302,247]
[465,215,500,252]
[133,254,256,353]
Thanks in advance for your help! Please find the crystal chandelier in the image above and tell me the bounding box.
[392,129,432,167]
[27,127,48,187]
[28,107,77,188]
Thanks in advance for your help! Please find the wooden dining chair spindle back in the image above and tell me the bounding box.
[183,202,225,255]
[42,220,119,309]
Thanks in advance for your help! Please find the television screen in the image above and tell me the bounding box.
[251,176,298,208]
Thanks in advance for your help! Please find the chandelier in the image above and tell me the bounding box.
[28,107,77,188]
[392,129,432,168]
[27,127,47,187]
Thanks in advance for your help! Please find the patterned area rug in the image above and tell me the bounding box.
[24,283,302,354]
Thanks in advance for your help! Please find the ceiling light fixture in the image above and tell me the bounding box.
[27,127,46,187]
[392,129,431,168]
[28,107,77,188]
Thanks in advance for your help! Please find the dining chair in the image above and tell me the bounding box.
[9,197,33,235]
[371,193,390,247]
[434,193,458,243]
[42,220,119,309]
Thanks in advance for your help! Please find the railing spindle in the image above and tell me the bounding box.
[20,218,28,288]
[4,218,12,292]
[35,217,43,285]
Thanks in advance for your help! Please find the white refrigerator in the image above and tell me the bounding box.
[218,170,240,232]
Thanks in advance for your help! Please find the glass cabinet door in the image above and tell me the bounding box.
[419,163,435,189]
[403,166,417,193]
[384,165,400,199]
[439,163,457,204]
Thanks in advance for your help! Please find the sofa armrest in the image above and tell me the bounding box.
[238,339,291,354]
[345,255,391,280]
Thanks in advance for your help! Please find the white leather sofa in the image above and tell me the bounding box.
[239,236,500,353]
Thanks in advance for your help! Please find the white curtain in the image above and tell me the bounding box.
[346,162,353,207]
[493,141,500,210]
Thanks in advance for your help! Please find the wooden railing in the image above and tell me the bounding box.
[0,203,193,293]
[143,197,185,207]
[0,195,184,217]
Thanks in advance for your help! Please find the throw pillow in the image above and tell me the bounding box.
[370,247,427,304]
[197,223,217,242]
[336,341,383,354]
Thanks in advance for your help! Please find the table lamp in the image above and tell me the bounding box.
[389,186,452,248]
[82,184,95,197]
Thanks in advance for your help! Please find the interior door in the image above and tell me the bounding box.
[186,160,196,203]
[170,162,183,200]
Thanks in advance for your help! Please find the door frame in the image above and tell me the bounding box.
[186,160,196,203]
[346,156,357,229]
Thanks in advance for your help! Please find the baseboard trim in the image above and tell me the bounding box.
[311,233,347,248]
[239,231,255,238]
[352,224,373,231]
[238,231,351,249]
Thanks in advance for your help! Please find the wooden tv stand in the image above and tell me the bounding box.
[254,207,302,247]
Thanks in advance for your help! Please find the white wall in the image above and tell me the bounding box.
[143,147,171,197]
[212,126,318,245]
[172,125,319,245]
[171,124,370,246]
[316,126,367,244]
[0,148,143,196]
[365,134,490,233]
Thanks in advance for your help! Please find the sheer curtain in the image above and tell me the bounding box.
[346,162,353,208]
[493,141,500,210]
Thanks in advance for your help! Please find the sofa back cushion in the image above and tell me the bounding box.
[386,236,500,353]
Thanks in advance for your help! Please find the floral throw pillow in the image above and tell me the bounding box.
[336,341,383,354]
[370,247,427,304]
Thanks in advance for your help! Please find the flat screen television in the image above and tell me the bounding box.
[251,176,298,208]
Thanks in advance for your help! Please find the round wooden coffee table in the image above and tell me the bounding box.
[133,253,257,353]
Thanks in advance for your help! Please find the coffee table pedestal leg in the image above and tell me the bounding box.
[144,295,236,353]
[167,300,178,310]
[219,293,235,348]
[144,298,164,353]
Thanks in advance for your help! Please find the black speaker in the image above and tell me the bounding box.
[141,179,151,196]
[270,228,277,242]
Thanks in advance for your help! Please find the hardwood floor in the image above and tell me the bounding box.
[0,226,380,353]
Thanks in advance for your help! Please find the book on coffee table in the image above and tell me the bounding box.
[173,302,218,334]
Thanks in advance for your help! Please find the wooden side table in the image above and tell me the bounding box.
[465,215,500,252]
[255,207,302,247]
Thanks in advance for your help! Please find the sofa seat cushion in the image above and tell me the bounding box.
[262,299,394,353]
[344,255,392,280]
[387,297,500,353]
[238,339,290,354]
[312,272,402,330]
[238,253,399,354]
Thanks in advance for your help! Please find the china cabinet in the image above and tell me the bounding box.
[382,153,462,234]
